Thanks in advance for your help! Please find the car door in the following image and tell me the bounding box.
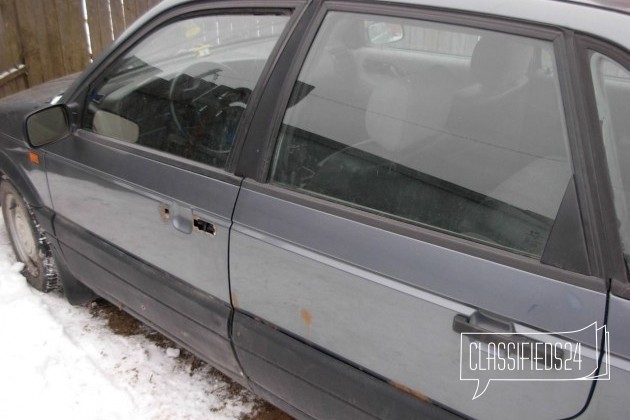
[578,38,630,419]
[42,4,295,378]
[229,3,610,419]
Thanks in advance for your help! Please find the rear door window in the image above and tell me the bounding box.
[271,11,573,258]
[589,52,630,256]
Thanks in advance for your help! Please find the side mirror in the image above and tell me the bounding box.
[24,105,71,147]
[368,22,404,45]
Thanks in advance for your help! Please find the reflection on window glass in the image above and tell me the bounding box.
[271,12,572,258]
[84,14,289,169]
[382,26,479,57]
[590,53,630,256]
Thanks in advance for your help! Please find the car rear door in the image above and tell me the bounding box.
[229,2,610,418]
[42,2,298,379]
[577,36,630,419]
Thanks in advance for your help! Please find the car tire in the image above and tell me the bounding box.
[0,180,59,292]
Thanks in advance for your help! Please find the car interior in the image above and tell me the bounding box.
[84,14,288,169]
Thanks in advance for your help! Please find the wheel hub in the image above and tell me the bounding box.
[14,210,37,260]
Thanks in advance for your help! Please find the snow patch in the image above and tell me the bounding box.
[0,217,256,419]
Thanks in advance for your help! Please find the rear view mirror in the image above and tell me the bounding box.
[368,22,404,45]
[25,105,70,147]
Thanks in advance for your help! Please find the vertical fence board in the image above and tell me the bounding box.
[110,0,126,39]
[0,0,163,99]
[85,0,103,58]
[122,0,158,31]
[42,0,67,80]
[137,0,150,15]
[0,0,27,95]
[14,0,47,85]
[54,0,90,73]
[0,76,27,97]
[123,0,140,26]
[0,5,29,94]
[87,0,114,58]
[0,1,22,70]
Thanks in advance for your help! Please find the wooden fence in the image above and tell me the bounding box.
[0,0,162,98]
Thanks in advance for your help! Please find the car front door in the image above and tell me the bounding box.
[230,4,610,418]
[42,4,293,378]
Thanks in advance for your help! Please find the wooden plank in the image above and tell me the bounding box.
[123,0,140,26]
[87,0,113,58]
[1,0,162,98]
[0,76,28,98]
[110,0,126,39]
[54,0,90,72]
[0,65,27,88]
[15,0,47,85]
[1,0,90,97]
[0,0,24,74]
[41,0,67,80]
[136,0,150,16]
[148,0,162,9]
[86,0,103,58]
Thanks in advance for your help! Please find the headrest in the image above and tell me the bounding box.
[365,67,456,153]
[470,34,534,94]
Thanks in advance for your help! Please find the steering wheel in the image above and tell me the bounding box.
[168,61,236,136]
[168,61,250,164]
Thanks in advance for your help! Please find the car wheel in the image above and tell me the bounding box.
[0,180,59,292]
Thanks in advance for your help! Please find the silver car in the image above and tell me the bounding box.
[0,0,628,418]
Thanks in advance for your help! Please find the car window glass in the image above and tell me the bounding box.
[589,53,630,256]
[271,12,573,258]
[84,13,289,169]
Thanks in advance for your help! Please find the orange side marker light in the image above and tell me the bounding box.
[29,151,40,165]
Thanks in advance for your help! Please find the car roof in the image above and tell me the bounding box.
[560,0,630,14]
[141,0,630,51]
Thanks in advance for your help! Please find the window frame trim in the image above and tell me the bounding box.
[573,34,630,296]
[243,179,605,292]
[244,0,608,292]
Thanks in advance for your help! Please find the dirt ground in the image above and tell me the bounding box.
[89,299,292,420]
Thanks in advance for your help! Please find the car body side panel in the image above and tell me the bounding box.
[233,312,462,419]
[0,74,79,210]
[0,141,51,210]
[43,131,243,377]
[0,73,77,140]
[230,183,605,419]
[45,132,239,302]
[54,218,242,378]
[581,293,630,418]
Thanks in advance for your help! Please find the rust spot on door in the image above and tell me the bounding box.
[390,381,432,404]
[300,308,313,330]
[158,204,170,223]
[231,293,239,309]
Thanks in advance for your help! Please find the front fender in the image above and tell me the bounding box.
[0,140,54,231]
[0,144,96,305]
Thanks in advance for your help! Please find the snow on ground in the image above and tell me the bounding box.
[0,217,259,420]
